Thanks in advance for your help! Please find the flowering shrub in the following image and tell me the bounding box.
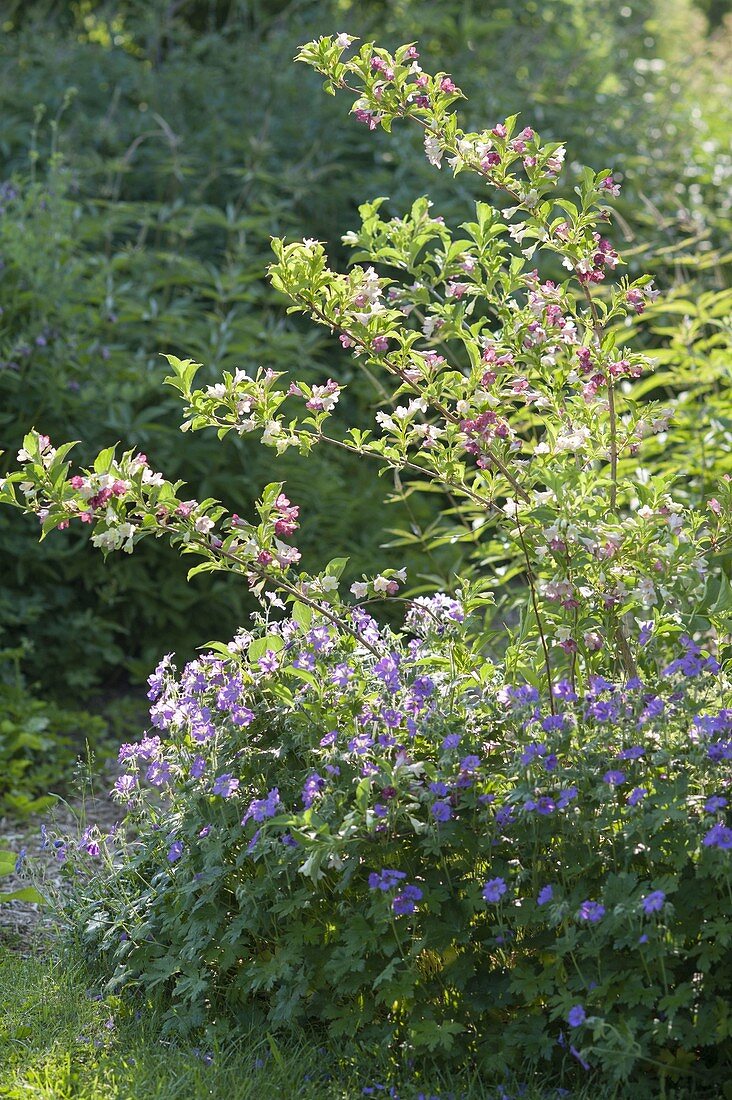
[2,30,732,1092]
[57,608,732,1088]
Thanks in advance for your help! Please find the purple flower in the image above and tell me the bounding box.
[483,877,508,902]
[369,868,407,891]
[119,735,161,763]
[642,890,666,914]
[146,760,172,787]
[557,785,578,809]
[570,1045,590,1071]
[520,742,547,766]
[167,841,184,863]
[603,770,626,786]
[627,787,648,807]
[112,774,138,798]
[431,800,452,823]
[147,654,173,701]
[320,730,338,748]
[578,900,605,923]
[703,823,732,850]
[460,755,481,773]
[212,773,239,799]
[568,1005,586,1028]
[441,733,461,751]
[190,755,206,779]
[429,781,449,796]
[617,746,644,761]
[537,885,553,906]
[241,788,281,825]
[258,650,280,674]
[293,651,316,671]
[331,663,354,688]
[373,804,388,818]
[230,706,254,727]
[392,884,423,916]
[704,795,728,812]
[302,772,326,808]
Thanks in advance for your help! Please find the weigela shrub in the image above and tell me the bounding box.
[57,605,732,1088]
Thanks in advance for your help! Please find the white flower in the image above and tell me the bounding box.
[424,134,443,168]
[194,516,215,535]
[91,528,121,551]
[262,420,283,446]
[372,575,391,594]
[335,32,354,48]
[318,575,339,592]
[350,581,369,599]
[118,522,136,553]
[141,468,164,487]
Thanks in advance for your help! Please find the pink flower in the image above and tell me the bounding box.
[440,77,456,93]
[599,175,621,197]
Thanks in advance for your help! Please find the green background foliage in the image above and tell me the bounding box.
[0,0,729,697]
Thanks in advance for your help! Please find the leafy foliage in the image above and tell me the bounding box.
[0,646,105,817]
[55,611,732,1091]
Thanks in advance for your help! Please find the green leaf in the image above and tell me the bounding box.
[0,886,46,905]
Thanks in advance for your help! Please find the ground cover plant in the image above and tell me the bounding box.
[2,13,732,1100]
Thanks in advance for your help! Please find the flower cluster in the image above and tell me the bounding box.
[53,598,732,1086]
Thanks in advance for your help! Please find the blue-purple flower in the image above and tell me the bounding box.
[483,877,508,902]
[568,1005,586,1027]
[302,772,326,808]
[703,823,732,850]
[212,773,240,799]
[627,786,648,807]
[641,890,665,914]
[392,884,423,916]
[577,900,605,923]
[431,800,452,823]
[368,868,407,891]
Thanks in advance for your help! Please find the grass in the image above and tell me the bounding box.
[0,948,615,1100]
